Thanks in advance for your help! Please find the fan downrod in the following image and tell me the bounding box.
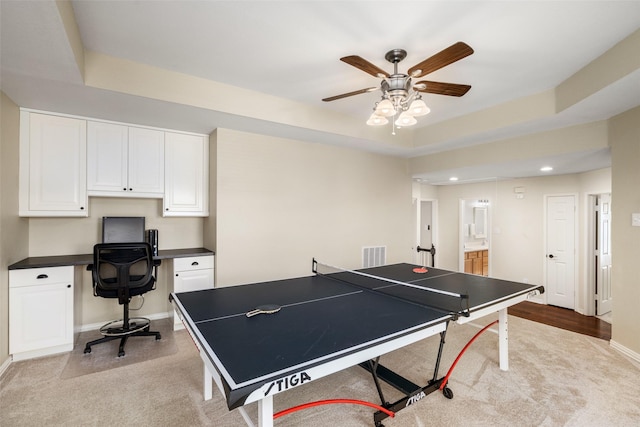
[385,49,407,64]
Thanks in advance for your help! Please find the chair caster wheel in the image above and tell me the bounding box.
[84,347,91,354]
[156,334,161,340]
[118,351,125,357]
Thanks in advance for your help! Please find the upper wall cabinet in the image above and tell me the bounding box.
[164,132,209,217]
[19,110,209,217]
[87,122,164,198]
[19,112,88,217]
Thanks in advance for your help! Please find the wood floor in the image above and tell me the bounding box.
[509,301,611,341]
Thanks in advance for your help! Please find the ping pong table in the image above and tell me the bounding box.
[170,260,543,426]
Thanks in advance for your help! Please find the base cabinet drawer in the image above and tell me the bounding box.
[172,255,214,330]
[9,266,74,360]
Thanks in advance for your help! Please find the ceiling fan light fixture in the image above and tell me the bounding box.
[375,98,396,117]
[395,111,417,127]
[408,98,430,116]
[366,113,389,126]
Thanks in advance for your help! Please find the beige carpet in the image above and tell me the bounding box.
[1,315,639,426]
[60,319,177,379]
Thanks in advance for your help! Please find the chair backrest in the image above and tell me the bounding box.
[92,242,155,303]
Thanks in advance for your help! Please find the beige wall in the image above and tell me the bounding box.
[1,92,29,366]
[212,128,413,287]
[425,168,611,315]
[610,106,640,356]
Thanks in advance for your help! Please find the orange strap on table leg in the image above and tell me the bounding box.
[273,398,395,420]
[439,320,499,390]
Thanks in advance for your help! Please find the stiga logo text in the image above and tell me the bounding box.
[264,372,312,396]
[406,391,426,407]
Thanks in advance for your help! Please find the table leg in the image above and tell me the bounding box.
[204,365,213,400]
[258,395,274,427]
[498,308,508,371]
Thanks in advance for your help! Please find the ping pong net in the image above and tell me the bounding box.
[312,259,470,318]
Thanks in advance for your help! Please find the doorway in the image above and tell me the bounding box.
[591,194,612,317]
[544,194,577,309]
[416,200,437,267]
[458,198,490,275]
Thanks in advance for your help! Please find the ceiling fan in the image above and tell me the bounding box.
[323,42,474,127]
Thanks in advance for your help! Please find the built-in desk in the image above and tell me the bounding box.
[8,247,214,269]
[8,248,214,361]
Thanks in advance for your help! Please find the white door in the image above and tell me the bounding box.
[420,201,433,265]
[596,194,613,315]
[546,195,576,309]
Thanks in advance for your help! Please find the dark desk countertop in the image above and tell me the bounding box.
[8,248,214,270]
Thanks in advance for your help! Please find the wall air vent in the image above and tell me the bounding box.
[362,246,386,268]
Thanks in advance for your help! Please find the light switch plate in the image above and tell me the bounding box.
[632,213,640,227]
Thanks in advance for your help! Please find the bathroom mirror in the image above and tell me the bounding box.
[473,207,487,238]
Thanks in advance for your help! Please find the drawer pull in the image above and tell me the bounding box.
[191,262,199,266]
[37,274,48,279]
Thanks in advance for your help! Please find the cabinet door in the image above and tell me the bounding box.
[87,121,128,193]
[128,127,164,195]
[472,256,483,275]
[164,132,209,216]
[21,112,87,216]
[9,282,73,354]
[174,269,215,293]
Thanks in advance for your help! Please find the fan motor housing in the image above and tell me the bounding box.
[382,75,411,100]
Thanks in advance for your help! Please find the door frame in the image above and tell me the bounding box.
[542,193,578,308]
[458,198,491,275]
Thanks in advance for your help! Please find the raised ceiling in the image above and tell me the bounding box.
[1,1,639,184]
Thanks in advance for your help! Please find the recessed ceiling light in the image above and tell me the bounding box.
[540,166,553,172]
[449,177,458,181]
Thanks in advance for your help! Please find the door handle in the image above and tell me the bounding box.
[548,254,554,259]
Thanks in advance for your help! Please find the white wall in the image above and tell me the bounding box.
[212,128,413,287]
[426,168,611,313]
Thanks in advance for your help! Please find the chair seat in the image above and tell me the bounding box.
[95,276,155,299]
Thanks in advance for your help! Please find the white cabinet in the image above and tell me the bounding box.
[173,255,214,330]
[87,121,164,197]
[9,266,74,361]
[164,132,209,216]
[19,111,88,217]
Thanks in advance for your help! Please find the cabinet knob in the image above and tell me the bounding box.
[175,273,179,277]
[80,207,84,210]
[36,274,48,279]
[129,188,133,191]
[123,188,127,191]
[67,284,71,288]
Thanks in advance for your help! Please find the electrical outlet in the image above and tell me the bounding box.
[632,213,640,227]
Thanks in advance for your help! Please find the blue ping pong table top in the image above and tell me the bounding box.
[171,263,542,409]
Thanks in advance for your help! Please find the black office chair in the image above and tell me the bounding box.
[84,242,161,357]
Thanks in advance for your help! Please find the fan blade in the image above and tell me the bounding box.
[408,42,474,78]
[414,81,471,97]
[322,87,377,102]
[340,56,390,78]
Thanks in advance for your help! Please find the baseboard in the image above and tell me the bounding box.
[76,311,171,333]
[0,357,11,379]
[610,340,640,364]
